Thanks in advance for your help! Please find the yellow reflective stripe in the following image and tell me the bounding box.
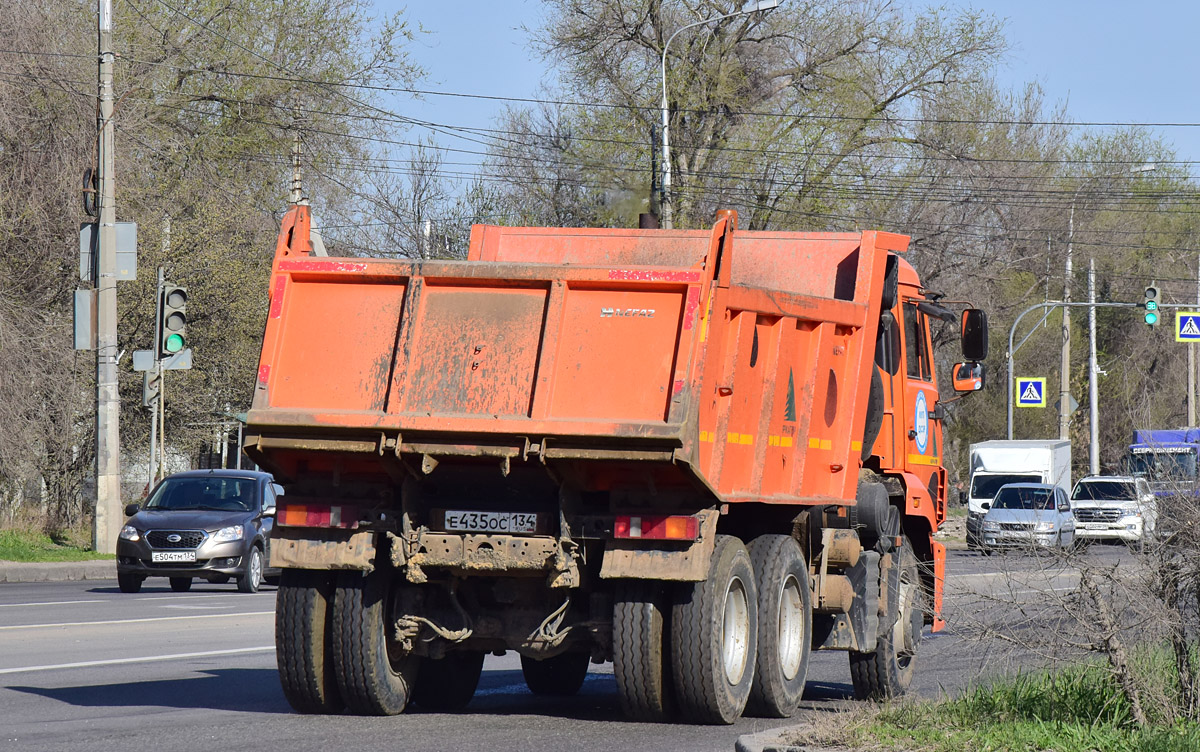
[767,435,794,448]
[851,440,863,451]
[726,433,754,445]
[807,438,833,450]
[699,431,714,443]
[907,453,941,466]
[808,438,821,449]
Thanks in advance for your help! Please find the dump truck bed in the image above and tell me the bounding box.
[245,212,907,506]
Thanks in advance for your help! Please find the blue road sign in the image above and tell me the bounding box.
[1177,312,1200,342]
[1016,377,1046,408]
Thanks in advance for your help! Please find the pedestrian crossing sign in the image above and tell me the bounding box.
[1177,312,1200,342]
[1016,377,1046,408]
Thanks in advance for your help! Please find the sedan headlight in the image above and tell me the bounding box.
[119,524,140,542]
[982,521,1000,532]
[212,525,244,543]
[1034,521,1055,533]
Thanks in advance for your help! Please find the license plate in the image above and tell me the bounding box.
[152,551,196,563]
[444,511,538,534]
[1080,523,1106,530]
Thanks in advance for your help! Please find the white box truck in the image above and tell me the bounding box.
[965,440,1072,549]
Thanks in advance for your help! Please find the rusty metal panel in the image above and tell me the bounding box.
[549,286,686,421]
[397,284,548,416]
[270,528,375,570]
[411,533,558,573]
[270,277,407,411]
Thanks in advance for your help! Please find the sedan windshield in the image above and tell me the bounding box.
[1072,481,1135,501]
[145,477,257,512]
[992,487,1054,511]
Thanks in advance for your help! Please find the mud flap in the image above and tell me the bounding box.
[271,528,376,571]
[599,509,719,582]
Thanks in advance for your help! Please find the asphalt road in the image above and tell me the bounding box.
[0,546,1131,752]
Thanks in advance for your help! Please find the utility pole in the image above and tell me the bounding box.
[94,0,121,553]
[1088,258,1099,475]
[1060,206,1074,442]
[1192,249,1199,426]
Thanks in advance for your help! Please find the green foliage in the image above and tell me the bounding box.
[832,662,1200,752]
[0,529,109,562]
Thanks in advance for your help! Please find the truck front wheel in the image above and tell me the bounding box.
[332,569,419,715]
[276,569,343,714]
[613,580,674,721]
[670,535,758,724]
[746,535,811,717]
[849,540,922,700]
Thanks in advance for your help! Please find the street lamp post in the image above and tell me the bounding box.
[1075,162,1156,474]
[659,0,780,229]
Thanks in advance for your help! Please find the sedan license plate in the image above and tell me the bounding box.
[151,551,196,563]
[444,511,538,534]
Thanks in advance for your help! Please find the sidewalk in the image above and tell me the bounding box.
[0,560,114,583]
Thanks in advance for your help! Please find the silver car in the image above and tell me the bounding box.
[116,470,281,593]
[980,482,1076,551]
[1070,475,1157,544]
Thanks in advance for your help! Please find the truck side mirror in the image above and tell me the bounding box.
[961,309,988,361]
[952,361,985,392]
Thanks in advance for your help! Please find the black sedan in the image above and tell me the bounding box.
[116,469,281,593]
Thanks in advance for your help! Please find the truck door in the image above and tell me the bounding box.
[902,303,943,502]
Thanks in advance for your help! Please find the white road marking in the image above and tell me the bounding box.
[0,646,275,675]
[0,600,106,609]
[0,611,274,631]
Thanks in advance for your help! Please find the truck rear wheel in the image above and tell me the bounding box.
[670,535,758,724]
[613,580,674,721]
[746,535,811,718]
[521,652,590,696]
[849,540,922,700]
[332,569,419,715]
[276,569,343,714]
[413,651,485,711]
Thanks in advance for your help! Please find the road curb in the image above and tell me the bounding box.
[0,560,114,583]
[735,723,843,752]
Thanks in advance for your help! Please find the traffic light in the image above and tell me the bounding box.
[159,284,188,356]
[1143,286,1161,327]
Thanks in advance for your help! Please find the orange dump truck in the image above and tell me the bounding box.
[246,207,988,723]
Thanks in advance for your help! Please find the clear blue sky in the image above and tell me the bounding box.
[380,1,1200,170]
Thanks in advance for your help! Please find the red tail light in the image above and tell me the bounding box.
[614,515,699,541]
[278,504,359,529]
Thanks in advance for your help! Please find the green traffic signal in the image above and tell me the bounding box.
[159,284,188,356]
[1143,286,1161,328]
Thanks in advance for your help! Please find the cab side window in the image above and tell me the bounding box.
[903,303,933,381]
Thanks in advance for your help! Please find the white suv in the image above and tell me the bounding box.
[1069,476,1156,544]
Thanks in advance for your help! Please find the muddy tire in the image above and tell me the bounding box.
[670,535,758,724]
[117,572,142,593]
[849,540,922,700]
[333,569,418,715]
[521,651,590,696]
[276,569,343,714]
[746,535,811,718]
[413,651,485,711]
[613,580,674,721]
